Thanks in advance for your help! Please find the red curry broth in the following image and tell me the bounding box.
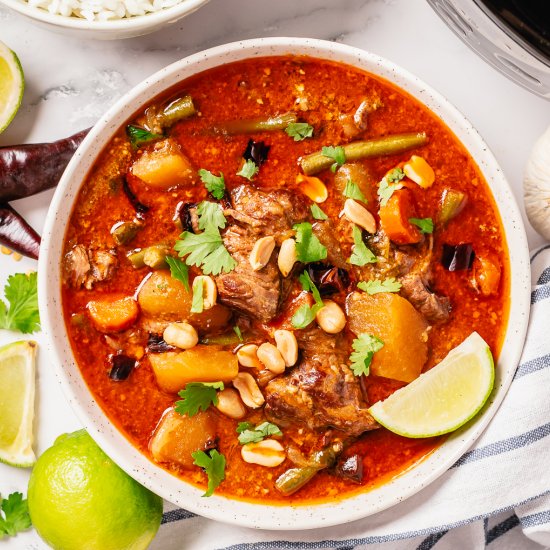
[61,56,509,504]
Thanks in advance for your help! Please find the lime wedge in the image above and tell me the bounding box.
[0,340,37,467]
[369,332,494,438]
[0,41,24,134]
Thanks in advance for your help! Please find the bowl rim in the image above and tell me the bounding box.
[38,36,531,531]
[0,0,209,30]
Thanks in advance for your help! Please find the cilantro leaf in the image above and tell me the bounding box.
[358,277,402,295]
[233,325,243,342]
[196,201,227,231]
[285,122,314,141]
[0,273,40,334]
[350,225,376,266]
[310,204,328,220]
[409,217,434,234]
[349,334,384,376]
[236,159,259,181]
[322,146,346,173]
[191,277,204,313]
[175,228,237,276]
[126,125,162,148]
[192,449,226,497]
[198,169,226,200]
[378,168,405,207]
[291,270,324,329]
[165,256,190,292]
[0,492,31,539]
[175,382,224,417]
[343,180,367,202]
[237,421,283,445]
[293,222,327,263]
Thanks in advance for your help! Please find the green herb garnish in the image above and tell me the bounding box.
[310,204,328,220]
[321,145,346,173]
[190,277,204,313]
[192,449,226,497]
[175,382,224,417]
[291,270,324,329]
[126,125,162,148]
[196,201,227,231]
[285,122,314,141]
[350,225,376,266]
[165,256,190,292]
[198,169,226,200]
[343,180,367,202]
[236,159,259,181]
[357,278,402,295]
[237,422,283,445]
[349,334,384,376]
[293,222,327,263]
[0,273,40,334]
[378,168,405,206]
[409,217,434,234]
[0,492,31,539]
[233,325,243,342]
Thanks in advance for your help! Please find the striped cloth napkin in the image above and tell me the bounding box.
[152,246,550,550]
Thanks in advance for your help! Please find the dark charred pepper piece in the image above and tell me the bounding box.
[306,263,350,295]
[146,333,176,353]
[441,243,475,271]
[109,354,136,381]
[0,128,90,203]
[0,204,41,260]
[335,454,364,484]
[243,139,270,166]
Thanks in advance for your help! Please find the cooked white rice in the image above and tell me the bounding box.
[26,0,183,21]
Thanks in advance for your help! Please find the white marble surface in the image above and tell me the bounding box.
[0,0,548,548]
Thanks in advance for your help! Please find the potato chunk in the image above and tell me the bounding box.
[346,291,428,383]
[131,139,194,189]
[150,408,217,469]
[87,295,139,333]
[149,345,238,393]
[138,271,231,334]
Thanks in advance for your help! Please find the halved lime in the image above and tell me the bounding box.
[369,332,494,438]
[0,340,37,467]
[0,41,24,134]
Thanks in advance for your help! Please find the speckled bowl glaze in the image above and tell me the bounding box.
[38,38,530,530]
[0,0,209,39]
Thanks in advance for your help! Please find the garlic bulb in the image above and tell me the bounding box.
[524,126,550,240]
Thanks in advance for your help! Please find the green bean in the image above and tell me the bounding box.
[300,132,429,175]
[214,112,297,135]
[127,245,169,269]
[202,332,242,346]
[438,189,467,225]
[111,221,142,246]
[158,95,196,129]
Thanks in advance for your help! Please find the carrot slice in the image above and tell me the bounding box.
[87,296,139,333]
[379,189,422,245]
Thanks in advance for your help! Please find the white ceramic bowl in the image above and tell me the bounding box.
[39,37,530,530]
[0,0,209,39]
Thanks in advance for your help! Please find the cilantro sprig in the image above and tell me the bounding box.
[196,201,227,231]
[0,492,31,539]
[237,159,259,181]
[236,421,282,444]
[310,204,328,220]
[291,270,324,329]
[198,169,226,200]
[343,180,367,202]
[175,382,224,417]
[285,122,314,141]
[190,277,204,313]
[192,449,226,497]
[233,325,243,342]
[126,125,162,148]
[321,146,346,173]
[0,273,40,334]
[409,217,434,234]
[358,277,402,295]
[378,168,405,206]
[293,222,327,263]
[165,256,190,292]
[350,225,376,267]
[349,334,384,376]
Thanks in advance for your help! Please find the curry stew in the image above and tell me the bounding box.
[61,56,509,503]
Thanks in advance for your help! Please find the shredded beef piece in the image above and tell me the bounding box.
[63,244,117,289]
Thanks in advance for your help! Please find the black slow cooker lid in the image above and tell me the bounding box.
[475,0,550,62]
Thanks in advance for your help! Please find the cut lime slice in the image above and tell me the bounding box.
[0,41,24,134]
[0,340,37,467]
[369,332,494,438]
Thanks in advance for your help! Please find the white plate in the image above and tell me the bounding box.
[38,37,530,530]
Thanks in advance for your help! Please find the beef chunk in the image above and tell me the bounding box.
[265,328,378,437]
[215,186,308,322]
[63,245,117,289]
[400,271,450,323]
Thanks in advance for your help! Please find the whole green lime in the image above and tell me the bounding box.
[28,430,163,550]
